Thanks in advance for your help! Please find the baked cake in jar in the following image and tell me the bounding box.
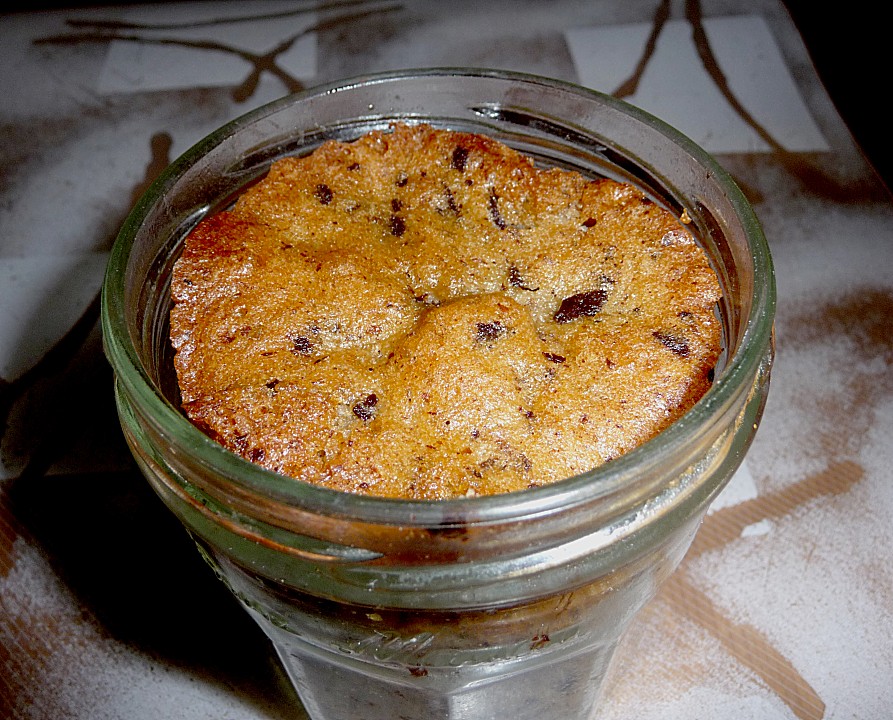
[169,123,722,500]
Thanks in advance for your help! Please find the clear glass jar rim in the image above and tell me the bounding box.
[101,67,775,526]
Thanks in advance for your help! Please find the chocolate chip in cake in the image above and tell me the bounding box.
[653,330,690,357]
[291,335,313,355]
[553,289,608,324]
[314,183,333,205]
[451,145,469,172]
[488,191,506,229]
[352,393,379,421]
[508,265,538,291]
[389,214,406,237]
[475,321,507,343]
[443,186,461,215]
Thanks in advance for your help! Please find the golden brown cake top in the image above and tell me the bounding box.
[170,122,722,500]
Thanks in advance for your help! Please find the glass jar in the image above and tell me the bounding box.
[102,69,775,720]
